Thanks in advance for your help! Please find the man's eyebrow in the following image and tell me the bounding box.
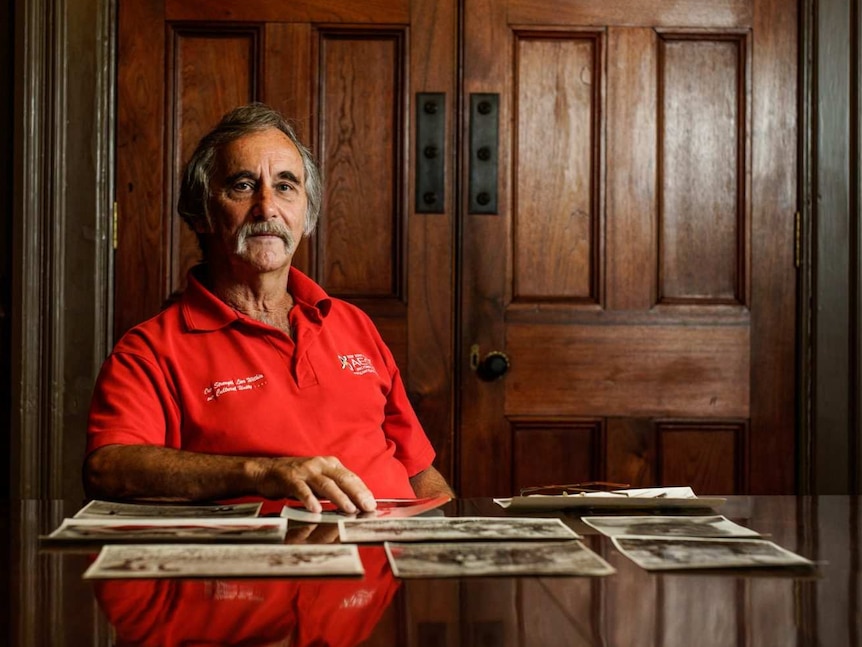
[224,170,256,185]
[222,169,302,186]
[276,170,302,185]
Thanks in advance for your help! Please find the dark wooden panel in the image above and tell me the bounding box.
[264,23,314,274]
[169,27,258,295]
[659,35,746,304]
[812,0,853,494]
[660,579,740,646]
[508,0,752,28]
[459,0,512,498]
[513,32,601,302]
[749,0,797,493]
[512,418,601,492]
[318,30,405,299]
[602,549,661,647]
[519,579,599,646]
[116,0,167,337]
[166,0,409,23]
[606,417,656,486]
[461,580,520,644]
[506,323,750,417]
[403,580,460,646]
[606,27,658,311]
[659,421,745,494]
[405,0,458,487]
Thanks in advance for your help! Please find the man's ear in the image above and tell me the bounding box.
[191,214,213,235]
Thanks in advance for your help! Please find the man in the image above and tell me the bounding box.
[84,103,453,513]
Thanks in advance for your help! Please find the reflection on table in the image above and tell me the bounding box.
[94,545,397,647]
[7,496,860,646]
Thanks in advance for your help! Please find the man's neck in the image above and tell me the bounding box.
[208,264,294,333]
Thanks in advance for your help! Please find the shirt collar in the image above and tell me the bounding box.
[181,265,332,332]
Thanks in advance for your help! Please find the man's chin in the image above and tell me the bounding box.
[233,249,293,273]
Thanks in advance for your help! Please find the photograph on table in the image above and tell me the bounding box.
[612,536,815,571]
[83,543,365,579]
[74,500,263,519]
[384,540,615,578]
[339,516,578,543]
[44,517,287,543]
[581,515,761,538]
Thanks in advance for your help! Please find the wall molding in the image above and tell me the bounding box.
[11,0,114,501]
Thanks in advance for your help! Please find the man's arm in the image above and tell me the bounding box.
[408,465,455,499]
[83,444,377,514]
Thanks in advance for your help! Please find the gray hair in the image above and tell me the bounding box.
[177,103,322,252]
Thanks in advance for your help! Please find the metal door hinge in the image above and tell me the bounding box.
[112,201,118,250]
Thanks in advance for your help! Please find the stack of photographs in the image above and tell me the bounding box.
[43,499,286,544]
[337,516,615,578]
[280,495,451,524]
[51,499,372,579]
[582,515,814,571]
[74,500,263,519]
[44,517,288,543]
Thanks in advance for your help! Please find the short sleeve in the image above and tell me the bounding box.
[86,350,181,455]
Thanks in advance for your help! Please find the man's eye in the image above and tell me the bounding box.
[277,183,295,192]
[233,181,254,192]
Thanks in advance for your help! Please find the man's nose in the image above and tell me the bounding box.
[251,185,278,219]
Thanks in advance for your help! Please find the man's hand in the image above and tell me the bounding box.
[252,455,377,514]
[84,445,377,513]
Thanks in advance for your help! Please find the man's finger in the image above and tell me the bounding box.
[291,480,323,513]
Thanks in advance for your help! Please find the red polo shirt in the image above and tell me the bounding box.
[86,266,435,498]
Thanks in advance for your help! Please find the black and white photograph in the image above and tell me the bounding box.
[612,536,815,571]
[384,540,615,578]
[74,500,263,519]
[83,543,365,579]
[338,516,578,543]
[43,517,287,543]
[280,495,451,524]
[581,515,761,539]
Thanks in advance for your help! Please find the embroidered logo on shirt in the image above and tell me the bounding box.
[203,373,266,402]
[338,353,377,376]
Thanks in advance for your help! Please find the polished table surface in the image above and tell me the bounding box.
[3,496,859,646]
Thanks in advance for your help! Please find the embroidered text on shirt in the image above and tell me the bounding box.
[203,373,266,402]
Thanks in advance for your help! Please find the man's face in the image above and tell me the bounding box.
[203,128,308,274]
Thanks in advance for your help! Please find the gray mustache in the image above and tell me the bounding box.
[235,221,295,251]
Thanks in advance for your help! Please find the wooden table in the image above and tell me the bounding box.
[4,496,857,646]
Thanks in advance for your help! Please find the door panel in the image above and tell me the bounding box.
[115,0,457,482]
[460,0,796,496]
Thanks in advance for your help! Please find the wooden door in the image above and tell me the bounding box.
[115,0,457,482]
[459,0,797,496]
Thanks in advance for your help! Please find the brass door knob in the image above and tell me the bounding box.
[470,346,510,381]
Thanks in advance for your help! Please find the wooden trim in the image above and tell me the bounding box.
[813,0,856,493]
[10,0,115,500]
[798,0,816,495]
[748,0,798,493]
[12,0,64,500]
[855,0,862,496]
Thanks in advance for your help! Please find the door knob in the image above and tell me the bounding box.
[470,345,510,381]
